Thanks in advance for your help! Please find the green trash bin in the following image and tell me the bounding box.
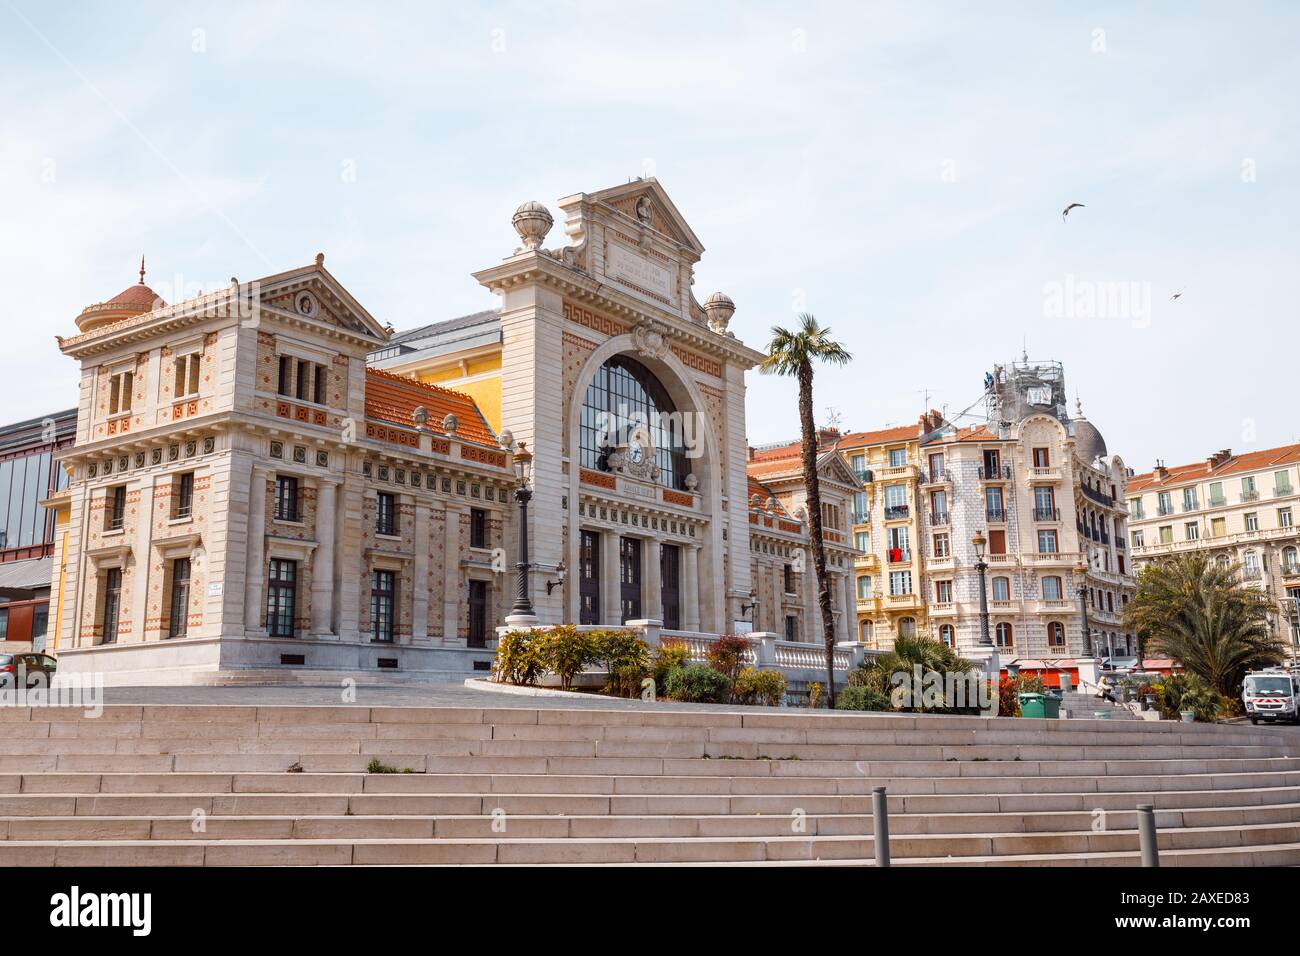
[1042,692,1062,719]
[1018,693,1046,718]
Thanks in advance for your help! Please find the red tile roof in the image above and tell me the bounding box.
[836,422,924,449]
[924,424,998,445]
[107,282,166,311]
[1129,442,1300,492]
[364,367,496,446]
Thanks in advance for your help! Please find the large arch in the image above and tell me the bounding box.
[563,333,725,630]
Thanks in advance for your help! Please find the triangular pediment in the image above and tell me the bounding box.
[575,178,705,257]
[254,263,389,342]
[818,451,862,488]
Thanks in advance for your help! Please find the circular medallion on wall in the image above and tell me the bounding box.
[295,291,318,317]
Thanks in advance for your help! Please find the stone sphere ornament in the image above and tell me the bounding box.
[512,201,554,251]
[703,292,736,333]
[442,412,459,436]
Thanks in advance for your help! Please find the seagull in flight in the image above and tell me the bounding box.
[1062,202,1085,221]
[1171,288,1185,301]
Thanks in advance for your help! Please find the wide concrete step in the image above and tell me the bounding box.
[9,767,1300,797]
[7,801,1299,841]
[5,784,1300,819]
[5,820,1299,865]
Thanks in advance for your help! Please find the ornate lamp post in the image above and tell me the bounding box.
[1074,560,1093,657]
[506,442,538,625]
[972,530,992,647]
[972,530,1000,685]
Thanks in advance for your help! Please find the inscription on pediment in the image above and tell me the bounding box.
[607,242,673,300]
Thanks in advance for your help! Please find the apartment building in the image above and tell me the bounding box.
[836,413,945,649]
[1128,443,1300,637]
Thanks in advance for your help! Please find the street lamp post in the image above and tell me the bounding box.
[1074,561,1093,657]
[971,530,999,683]
[506,442,538,625]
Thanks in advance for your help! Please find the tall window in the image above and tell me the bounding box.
[935,579,953,603]
[857,575,872,600]
[1037,529,1058,553]
[579,355,690,490]
[888,570,911,595]
[174,472,194,519]
[371,570,395,642]
[1047,621,1065,647]
[985,486,1004,518]
[932,533,950,558]
[1208,481,1224,506]
[992,576,1010,601]
[274,475,299,522]
[1245,512,1259,532]
[278,356,292,396]
[995,622,1014,648]
[101,567,122,644]
[888,447,907,467]
[1185,521,1199,541]
[783,563,795,593]
[853,491,869,523]
[469,508,487,549]
[266,559,297,637]
[376,492,396,536]
[854,530,870,552]
[168,558,191,638]
[1182,487,1198,512]
[107,370,133,415]
[1031,447,1050,467]
[939,624,955,647]
[107,485,127,531]
[1042,575,1063,601]
[982,449,1000,475]
[174,353,201,398]
[927,453,944,482]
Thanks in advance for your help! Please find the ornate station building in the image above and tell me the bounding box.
[50,180,852,684]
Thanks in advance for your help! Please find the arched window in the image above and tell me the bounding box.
[1284,546,1298,570]
[991,576,1010,601]
[995,622,1013,647]
[579,355,691,490]
[1244,550,1260,575]
[1041,575,1063,601]
[1047,621,1066,647]
[898,617,916,638]
[1216,553,1230,569]
[939,624,955,647]
[860,619,873,643]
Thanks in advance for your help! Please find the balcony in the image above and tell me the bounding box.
[877,463,918,481]
[1028,466,1062,482]
[929,512,950,527]
[884,505,910,521]
[1023,550,1081,566]
[920,469,948,487]
[1157,505,1174,516]
[986,508,1007,523]
[1036,599,1076,613]
[887,549,912,565]
[1283,564,1300,579]
[1100,531,1110,545]
[1081,484,1115,507]
[978,465,1012,481]
[855,552,879,571]
[929,601,956,617]
[1275,486,1294,498]
[1033,507,1060,522]
[1182,499,1199,513]
[1241,490,1260,502]
[926,553,955,572]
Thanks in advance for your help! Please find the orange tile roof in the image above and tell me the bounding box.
[746,474,794,517]
[836,423,924,450]
[924,424,998,445]
[364,367,496,446]
[1129,442,1300,492]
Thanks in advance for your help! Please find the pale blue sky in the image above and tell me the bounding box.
[2,1,1296,471]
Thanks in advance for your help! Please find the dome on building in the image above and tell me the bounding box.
[1071,398,1107,463]
[75,258,167,333]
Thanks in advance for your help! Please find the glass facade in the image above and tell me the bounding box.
[0,448,67,552]
[579,355,691,491]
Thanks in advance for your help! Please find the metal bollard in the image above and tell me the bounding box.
[1137,804,1159,867]
[872,786,891,867]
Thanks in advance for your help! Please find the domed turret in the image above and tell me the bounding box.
[75,257,167,333]
[1071,398,1108,463]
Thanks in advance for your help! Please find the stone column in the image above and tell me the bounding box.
[602,530,621,625]
[132,474,155,642]
[644,537,662,621]
[311,479,337,637]
[411,500,430,643]
[244,466,267,631]
[683,545,701,632]
[442,504,463,646]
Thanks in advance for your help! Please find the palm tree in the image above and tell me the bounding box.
[760,314,852,705]
[1122,552,1283,696]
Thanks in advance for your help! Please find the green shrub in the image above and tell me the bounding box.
[835,686,891,711]
[651,641,692,697]
[733,667,788,707]
[706,634,752,691]
[1155,673,1226,722]
[366,758,417,774]
[536,624,598,690]
[492,629,546,686]
[808,682,824,709]
[591,629,651,698]
[664,664,731,703]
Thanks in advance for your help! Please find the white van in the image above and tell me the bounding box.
[1242,668,1300,725]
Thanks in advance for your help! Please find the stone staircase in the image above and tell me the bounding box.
[0,703,1297,865]
[1060,690,1144,721]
